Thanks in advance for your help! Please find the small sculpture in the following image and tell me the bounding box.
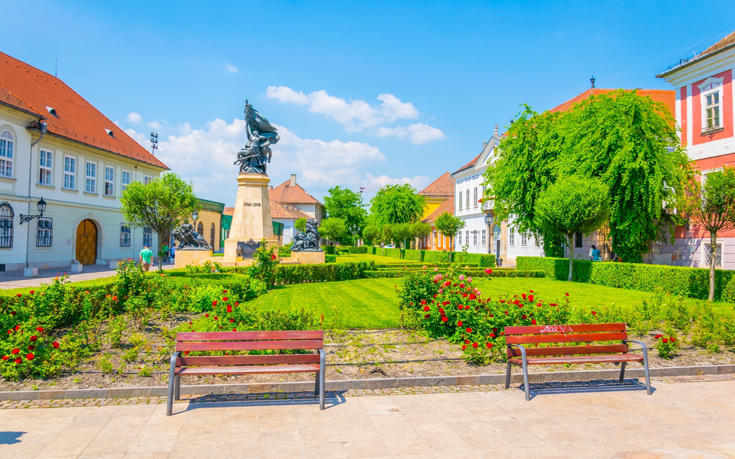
[291,218,322,252]
[173,223,212,250]
[234,100,279,175]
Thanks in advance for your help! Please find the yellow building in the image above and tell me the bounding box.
[180,199,224,252]
[418,172,455,251]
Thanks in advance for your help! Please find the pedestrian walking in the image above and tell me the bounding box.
[140,244,153,272]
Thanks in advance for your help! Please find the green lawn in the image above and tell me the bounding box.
[334,253,423,265]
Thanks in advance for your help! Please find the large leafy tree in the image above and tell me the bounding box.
[534,176,611,281]
[434,212,465,251]
[318,218,349,245]
[369,184,426,226]
[324,186,367,236]
[120,172,199,271]
[362,224,381,245]
[677,167,735,301]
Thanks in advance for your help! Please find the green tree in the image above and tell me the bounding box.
[391,223,413,249]
[318,218,348,245]
[411,222,432,250]
[534,176,611,281]
[381,224,394,245]
[120,172,199,271]
[434,212,465,251]
[369,184,426,225]
[676,167,735,301]
[362,224,381,245]
[294,218,307,233]
[324,186,367,237]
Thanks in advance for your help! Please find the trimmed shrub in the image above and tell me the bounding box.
[325,254,337,263]
[403,249,424,262]
[723,275,735,303]
[385,248,402,259]
[370,246,377,255]
[516,256,735,301]
[322,245,336,255]
[275,262,373,284]
[454,252,496,268]
[423,250,452,264]
[347,246,368,254]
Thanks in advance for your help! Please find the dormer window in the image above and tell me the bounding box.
[105,129,115,138]
[699,77,724,132]
[46,106,58,117]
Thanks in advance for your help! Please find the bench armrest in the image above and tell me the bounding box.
[507,343,528,361]
[623,339,648,353]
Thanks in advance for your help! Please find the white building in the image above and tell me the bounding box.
[268,174,325,244]
[0,51,168,273]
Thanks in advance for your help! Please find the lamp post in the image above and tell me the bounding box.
[20,197,48,275]
[150,132,158,156]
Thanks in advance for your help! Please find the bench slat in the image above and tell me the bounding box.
[176,364,320,376]
[176,340,324,352]
[506,331,627,345]
[177,331,323,341]
[505,323,627,335]
[176,354,320,367]
[509,353,644,365]
[507,344,629,358]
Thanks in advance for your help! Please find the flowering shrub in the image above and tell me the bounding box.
[654,334,678,359]
[251,240,279,289]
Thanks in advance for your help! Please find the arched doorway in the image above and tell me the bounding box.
[76,219,98,265]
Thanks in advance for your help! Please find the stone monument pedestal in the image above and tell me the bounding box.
[223,173,278,263]
[289,251,326,264]
[175,250,214,269]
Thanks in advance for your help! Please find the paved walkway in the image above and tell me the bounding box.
[0,262,177,289]
[0,379,734,458]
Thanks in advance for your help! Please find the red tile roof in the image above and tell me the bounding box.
[550,89,675,117]
[700,31,735,57]
[269,179,322,205]
[419,172,455,196]
[270,201,311,220]
[454,153,482,174]
[0,51,168,169]
[422,198,454,223]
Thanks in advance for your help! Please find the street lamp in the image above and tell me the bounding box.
[192,210,199,222]
[150,132,158,156]
[19,197,47,224]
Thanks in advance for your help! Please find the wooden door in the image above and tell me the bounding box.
[76,220,97,265]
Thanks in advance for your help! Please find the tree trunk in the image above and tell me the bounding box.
[567,234,574,282]
[157,230,164,272]
[709,232,717,302]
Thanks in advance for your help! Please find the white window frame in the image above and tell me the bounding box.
[466,191,470,210]
[521,232,528,247]
[481,229,486,246]
[39,149,53,186]
[104,166,115,196]
[35,217,52,247]
[85,161,96,193]
[457,230,461,246]
[699,77,724,132]
[121,170,131,192]
[0,130,14,178]
[458,191,463,211]
[143,226,153,247]
[702,241,723,268]
[509,228,515,246]
[473,187,478,208]
[63,156,76,189]
[465,230,469,246]
[144,175,152,185]
[120,224,131,247]
[473,231,478,246]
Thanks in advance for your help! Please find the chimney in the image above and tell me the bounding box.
[290,174,296,186]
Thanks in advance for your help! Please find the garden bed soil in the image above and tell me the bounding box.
[2,325,734,393]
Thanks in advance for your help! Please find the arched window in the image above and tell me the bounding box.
[210,223,215,248]
[197,222,203,235]
[0,202,14,248]
[0,130,14,178]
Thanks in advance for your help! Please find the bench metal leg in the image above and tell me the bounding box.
[314,371,320,396]
[167,352,179,416]
[619,362,626,382]
[175,375,181,400]
[505,361,512,389]
[642,351,652,395]
[318,349,326,410]
[521,360,530,401]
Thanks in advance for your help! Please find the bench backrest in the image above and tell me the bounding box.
[504,323,629,358]
[175,330,323,368]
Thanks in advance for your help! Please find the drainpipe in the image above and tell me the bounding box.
[24,119,48,270]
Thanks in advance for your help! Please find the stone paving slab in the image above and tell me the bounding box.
[0,375,734,458]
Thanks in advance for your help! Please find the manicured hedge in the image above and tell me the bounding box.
[516,256,735,301]
[423,250,452,264]
[454,252,496,268]
[346,246,368,254]
[325,255,337,263]
[370,246,377,255]
[365,267,544,279]
[322,245,336,255]
[403,249,423,262]
[275,261,374,284]
[385,248,402,259]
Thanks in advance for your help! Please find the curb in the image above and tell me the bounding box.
[2,364,733,402]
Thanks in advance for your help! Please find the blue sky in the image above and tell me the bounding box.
[3,1,735,205]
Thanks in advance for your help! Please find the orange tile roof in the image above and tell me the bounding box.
[454,153,482,174]
[550,88,675,117]
[270,201,311,220]
[269,179,322,205]
[700,31,735,57]
[422,198,454,223]
[419,172,455,196]
[0,51,168,169]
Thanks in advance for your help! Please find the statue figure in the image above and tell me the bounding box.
[172,223,212,250]
[234,100,279,174]
[291,218,322,252]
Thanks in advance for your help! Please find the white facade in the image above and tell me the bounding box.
[505,217,545,260]
[0,105,164,271]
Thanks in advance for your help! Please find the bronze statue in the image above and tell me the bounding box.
[234,100,279,174]
[173,223,212,250]
[291,218,322,252]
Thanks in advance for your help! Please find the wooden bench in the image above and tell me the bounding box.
[504,323,651,400]
[167,330,325,415]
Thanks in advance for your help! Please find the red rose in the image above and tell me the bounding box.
[226,306,233,313]
[465,339,470,344]
[232,328,237,331]
[214,317,218,321]
[530,290,534,293]
[439,308,445,314]
[30,336,38,342]
[528,295,533,302]
[466,327,472,333]
[113,296,118,301]
[670,337,676,342]
[565,293,569,296]
[469,294,476,300]
[235,302,239,306]
[10,311,15,316]
[420,299,427,305]
[521,293,526,300]
[11,348,19,355]
[52,342,59,349]
[462,345,467,350]
[16,294,21,297]
[205,314,209,318]
[424,314,430,319]
[212,300,218,307]
[489,333,495,338]
[591,311,597,315]
[486,343,493,349]
[26,353,34,360]
[662,338,668,343]
[457,320,463,327]
[423,306,430,311]
[457,305,463,310]
[521,315,527,319]
[189,321,193,325]
[1,356,7,360]
[531,319,537,325]
[223,290,228,294]
[504,311,509,315]
[441,316,448,322]
[28,345,35,351]
[36,327,44,333]
[230,318,235,323]
[654,334,662,339]
[14,358,22,364]
[472,343,478,349]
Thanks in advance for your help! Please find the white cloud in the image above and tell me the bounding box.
[126,112,142,124]
[148,120,163,130]
[266,86,421,132]
[375,123,446,144]
[225,63,238,73]
[362,173,430,191]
